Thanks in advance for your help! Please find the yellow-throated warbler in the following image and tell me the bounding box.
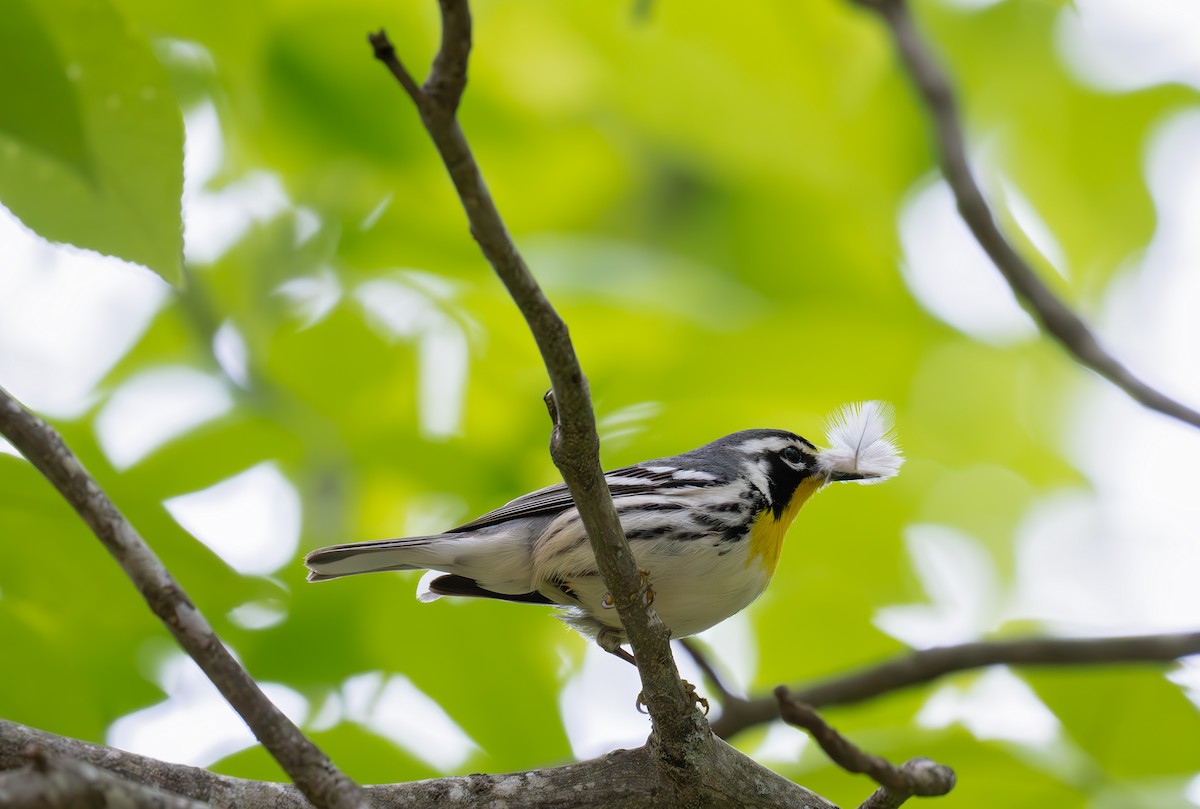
[305,401,902,661]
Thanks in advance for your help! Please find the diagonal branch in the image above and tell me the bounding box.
[710,629,1200,739]
[0,387,367,809]
[776,688,955,803]
[366,1,707,760]
[853,0,1200,430]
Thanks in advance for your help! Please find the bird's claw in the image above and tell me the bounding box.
[638,568,655,607]
[635,680,709,715]
[601,569,655,611]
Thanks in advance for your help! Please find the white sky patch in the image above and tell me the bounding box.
[227,599,288,630]
[874,524,1000,648]
[692,612,757,698]
[95,367,233,470]
[182,100,221,194]
[355,275,474,439]
[184,170,292,265]
[917,667,1060,746]
[0,436,20,458]
[213,320,250,388]
[340,671,478,772]
[559,644,651,759]
[181,100,291,266]
[752,720,810,764]
[1188,774,1200,807]
[1056,0,1200,93]
[898,179,1038,345]
[0,208,170,418]
[1168,658,1200,711]
[108,653,308,766]
[307,691,343,733]
[164,461,301,576]
[275,267,343,329]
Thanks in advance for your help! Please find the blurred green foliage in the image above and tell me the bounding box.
[1,0,1198,806]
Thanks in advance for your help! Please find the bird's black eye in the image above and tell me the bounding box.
[780,446,804,465]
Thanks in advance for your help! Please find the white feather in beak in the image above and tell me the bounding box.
[816,400,904,483]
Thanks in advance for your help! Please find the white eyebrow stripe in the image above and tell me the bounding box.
[733,437,788,454]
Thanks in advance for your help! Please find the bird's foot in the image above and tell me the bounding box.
[638,568,655,607]
[636,680,709,715]
[599,568,655,610]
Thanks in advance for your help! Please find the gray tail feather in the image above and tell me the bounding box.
[304,536,442,582]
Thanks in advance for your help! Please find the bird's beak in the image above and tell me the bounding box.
[825,470,871,483]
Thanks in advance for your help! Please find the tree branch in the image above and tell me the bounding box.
[855,759,958,809]
[710,630,1200,739]
[0,387,367,809]
[367,3,708,764]
[0,747,208,809]
[0,719,838,809]
[776,688,955,802]
[852,0,1200,430]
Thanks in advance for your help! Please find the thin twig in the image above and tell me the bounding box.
[0,387,367,809]
[710,630,1200,739]
[679,638,737,704]
[776,687,955,799]
[367,6,707,757]
[853,0,1200,430]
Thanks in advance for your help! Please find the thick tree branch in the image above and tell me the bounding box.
[0,747,208,809]
[367,3,707,764]
[776,688,955,801]
[0,387,367,809]
[853,0,1200,430]
[0,719,838,809]
[710,630,1200,739]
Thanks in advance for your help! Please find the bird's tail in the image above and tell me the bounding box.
[304,536,449,582]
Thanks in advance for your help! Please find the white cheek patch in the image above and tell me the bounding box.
[741,458,772,500]
[817,400,904,483]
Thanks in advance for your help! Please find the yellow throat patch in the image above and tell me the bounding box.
[747,477,823,575]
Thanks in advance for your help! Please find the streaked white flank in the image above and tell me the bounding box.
[817,401,904,482]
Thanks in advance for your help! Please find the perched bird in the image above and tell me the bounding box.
[305,401,903,663]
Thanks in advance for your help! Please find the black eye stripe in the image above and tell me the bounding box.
[780,446,804,464]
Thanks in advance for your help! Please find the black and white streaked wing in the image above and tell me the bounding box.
[448,464,719,533]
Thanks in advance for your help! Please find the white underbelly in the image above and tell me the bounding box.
[554,539,773,638]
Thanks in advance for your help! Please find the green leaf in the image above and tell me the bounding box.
[0,0,184,285]
[1025,668,1200,780]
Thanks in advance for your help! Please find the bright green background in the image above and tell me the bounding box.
[2,0,1198,806]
